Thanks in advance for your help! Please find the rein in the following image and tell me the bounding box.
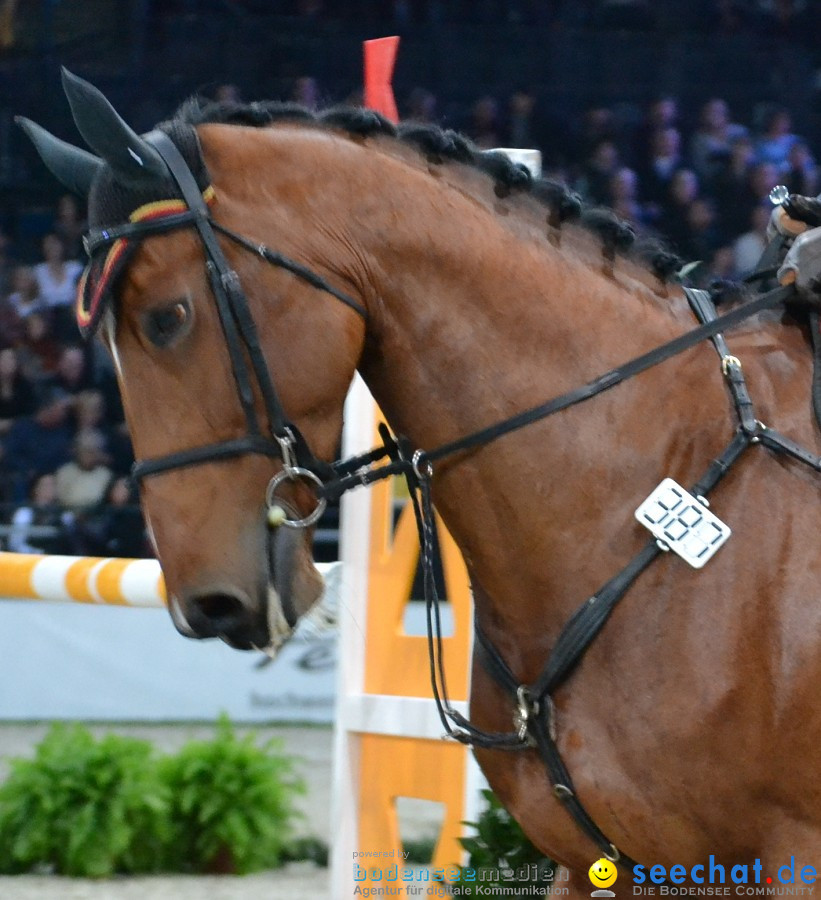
[321,281,795,502]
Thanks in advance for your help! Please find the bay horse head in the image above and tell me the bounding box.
[19,71,369,650]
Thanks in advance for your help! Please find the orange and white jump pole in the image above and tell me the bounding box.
[0,552,166,607]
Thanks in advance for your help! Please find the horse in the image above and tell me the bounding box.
[19,70,821,892]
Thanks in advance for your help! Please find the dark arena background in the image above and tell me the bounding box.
[0,1,819,898]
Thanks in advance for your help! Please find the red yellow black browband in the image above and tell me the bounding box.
[76,186,216,336]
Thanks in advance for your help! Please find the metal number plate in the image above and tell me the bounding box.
[635,478,731,569]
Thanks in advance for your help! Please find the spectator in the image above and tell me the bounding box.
[49,345,94,400]
[405,87,438,124]
[6,265,44,320]
[576,139,621,206]
[754,107,800,172]
[504,87,540,150]
[54,428,113,510]
[72,476,148,558]
[17,311,61,384]
[634,96,679,173]
[6,473,73,554]
[2,387,73,500]
[575,106,621,161]
[33,233,82,309]
[52,194,86,262]
[783,141,818,197]
[732,204,771,276]
[33,233,82,342]
[0,346,35,436]
[711,134,757,238]
[689,98,747,180]
[679,197,722,263]
[73,389,133,474]
[608,166,647,229]
[709,158,777,249]
[467,96,502,149]
[747,161,780,207]
[639,126,687,208]
[291,76,321,110]
[657,168,700,252]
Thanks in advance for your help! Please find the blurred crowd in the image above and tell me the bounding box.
[0,194,145,558]
[207,0,819,38]
[0,73,817,559]
[528,94,816,282]
[299,75,816,282]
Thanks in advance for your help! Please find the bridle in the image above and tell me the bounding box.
[83,130,367,529]
[83,132,821,869]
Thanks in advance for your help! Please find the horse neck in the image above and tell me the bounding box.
[357,176,691,456]
[354,173,696,660]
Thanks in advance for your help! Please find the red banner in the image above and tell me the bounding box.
[363,36,400,123]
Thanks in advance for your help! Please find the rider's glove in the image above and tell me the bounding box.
[783,194,821,228]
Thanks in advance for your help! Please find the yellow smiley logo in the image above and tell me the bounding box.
[589,857,618,889]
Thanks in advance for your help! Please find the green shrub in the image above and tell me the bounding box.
[282,835,329,868]
[0,724,170,877]
[403,836,437,864]
[0,718,309,878]
[449,789,554,895]
[159,715,305,874]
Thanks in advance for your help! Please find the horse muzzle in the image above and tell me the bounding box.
[168,500,320,651]
[175,584,269,649]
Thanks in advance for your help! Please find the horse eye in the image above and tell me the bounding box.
[144,301,190,347]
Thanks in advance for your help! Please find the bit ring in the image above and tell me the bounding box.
[266,466,327,529]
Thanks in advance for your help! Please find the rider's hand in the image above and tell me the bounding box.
[783,194,821,229]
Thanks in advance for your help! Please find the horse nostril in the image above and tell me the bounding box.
[183,589,264,647]
[196,592,246,622]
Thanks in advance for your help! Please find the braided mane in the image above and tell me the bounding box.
[171,98,684,283]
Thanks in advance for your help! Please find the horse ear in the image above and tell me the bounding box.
[60,67,168,183]
[15,117,102,196]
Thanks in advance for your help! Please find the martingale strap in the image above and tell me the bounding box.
[425,289,821,867]
[319,277,821,868]
[432,430,753,868]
